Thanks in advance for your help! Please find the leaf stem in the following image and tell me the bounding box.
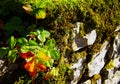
[32,77,35,84]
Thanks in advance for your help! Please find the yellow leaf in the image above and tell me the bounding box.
[36,51,51,61]
[36,10,46,19]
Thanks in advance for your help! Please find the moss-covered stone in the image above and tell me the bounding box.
[0,0,120,83]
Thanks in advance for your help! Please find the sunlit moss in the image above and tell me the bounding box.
[91,74,101,84]
[1,0,120,83]
[105,60,114,69]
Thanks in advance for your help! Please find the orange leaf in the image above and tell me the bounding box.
[25,59,35,72]
[37,63,46,71]
[45,56,51,60]
[24,59,38,77]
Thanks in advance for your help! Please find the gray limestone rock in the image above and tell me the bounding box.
[0,59,7,76]
[72,22,97,51]
[88,41,108,77]
[71,25,120,84]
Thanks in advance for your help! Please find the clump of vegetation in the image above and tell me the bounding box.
[0,27,60,83]
[0,0,120,83]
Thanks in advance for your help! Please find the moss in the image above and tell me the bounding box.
[79,22,86,37]
[1,0,120,83]
[45,56,73,84]
[14,76,32,84]
[105,60,114,69]
[90,43,102,55]
[91,74,101,84]
[71,51,87,63]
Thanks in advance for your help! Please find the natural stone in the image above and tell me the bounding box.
[71,57,85,84]
[84,30,97,45]
[0,59,7,76]
[88,41,108,77]
[72,22,97,51]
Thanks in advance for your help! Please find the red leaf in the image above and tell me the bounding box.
[37,63,46,71]
[24,59,38,77]
[19,51,34,59]
[30,69,37,77]
[24,59,34,72]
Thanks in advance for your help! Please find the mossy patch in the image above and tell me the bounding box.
[105,60,114,69]
[0,0,120,83]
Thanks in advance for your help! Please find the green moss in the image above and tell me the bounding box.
[89,43,102,55]
[79,23,86,37]
[14,76,32,84]
[1,0,120,83]
[44,56,73,84]
[71,51,87,62]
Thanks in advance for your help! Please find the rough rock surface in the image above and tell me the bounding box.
[72,22,97,51]
[71,58,85,84]
[0,59,7,76]
[88,41,108,77]
[70,24,120,84]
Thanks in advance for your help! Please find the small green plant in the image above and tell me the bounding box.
[0,36,18,63]
[20,0,49,19]
[0,28,60,82]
